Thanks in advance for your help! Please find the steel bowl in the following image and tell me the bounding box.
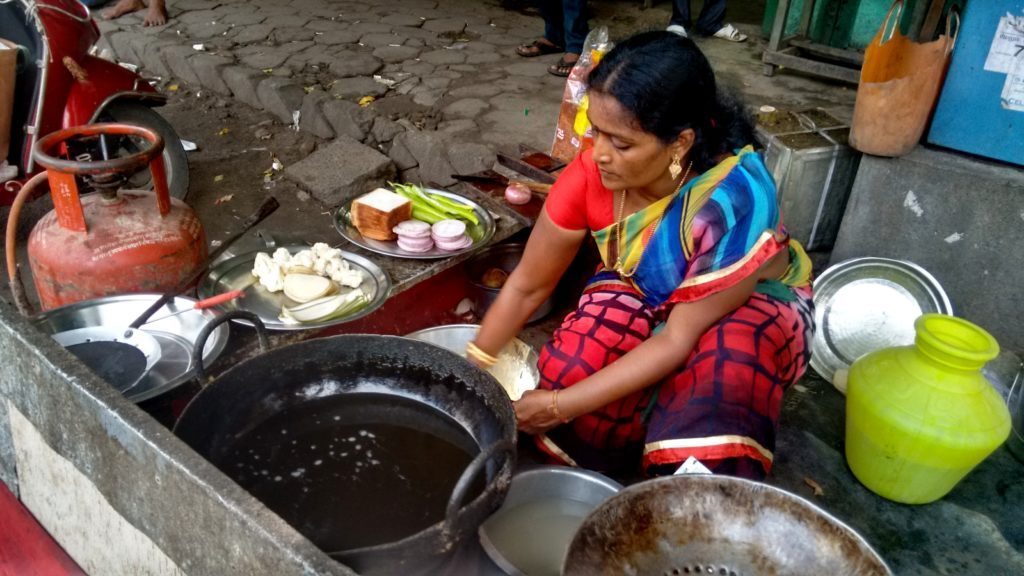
[465,243,553,324]
[811,257,953,388]
[479,466,622,576]
[406,324,539,401]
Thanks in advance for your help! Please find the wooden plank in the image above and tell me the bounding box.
[762,49,861,84]
[788,39,865,65]
[496,153,557,184]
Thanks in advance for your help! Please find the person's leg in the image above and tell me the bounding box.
[539,0,566,49]
[533,275,661,474]
[693,0,726,35]
[560,0,589,55]
[517,0,565,57]
[545,0,587,75]
[104,0,145,20]
[669,0,692,28]
[143,0,167,27]
[695,0,747,41]
[643,288,814,480]
[104,0,167,26]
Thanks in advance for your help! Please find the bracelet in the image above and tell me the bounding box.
[466,341,497,367]
[549,389,571,424]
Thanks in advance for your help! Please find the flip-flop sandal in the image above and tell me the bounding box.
[516,39,563,58]
[547,56,578,77]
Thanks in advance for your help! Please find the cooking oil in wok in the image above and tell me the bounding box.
[217,393,481,552]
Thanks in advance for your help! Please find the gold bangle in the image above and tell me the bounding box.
[549,389,571,423]
[466,341,497,367]
[467,341,497,363]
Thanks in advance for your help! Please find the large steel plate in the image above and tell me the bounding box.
[334,189,495,259]
[32,294,229,403]
[198,244,390,331]
[811,257,953,386]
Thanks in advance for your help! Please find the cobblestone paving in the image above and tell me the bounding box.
[94,0,854,204]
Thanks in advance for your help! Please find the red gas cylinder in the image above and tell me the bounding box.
[28,123,206,310]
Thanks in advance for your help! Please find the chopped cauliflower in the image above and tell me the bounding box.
[326,259,363,288]
[291,249,316,270]
[252,252,286,292]
[272,247,293,265]
[251,245,365,292]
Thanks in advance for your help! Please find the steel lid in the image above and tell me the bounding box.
[810,257,953,388]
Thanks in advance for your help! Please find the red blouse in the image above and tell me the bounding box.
[543,153,615,231]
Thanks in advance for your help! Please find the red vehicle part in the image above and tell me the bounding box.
[64,56,162,128]
[1,0,173,206]
[25,124,206,310]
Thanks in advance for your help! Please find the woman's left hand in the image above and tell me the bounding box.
[514,389,564,435]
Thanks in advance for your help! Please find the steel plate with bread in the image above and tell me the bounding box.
[335,188,495,259]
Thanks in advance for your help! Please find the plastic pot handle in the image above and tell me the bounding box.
[944,9,960,55]
[190,310,268,381]
[878,0,904,45]
[442,438,515,540]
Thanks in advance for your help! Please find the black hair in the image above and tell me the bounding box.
[587,31,754,173]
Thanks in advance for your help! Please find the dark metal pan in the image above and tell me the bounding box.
[564,474,891,576]
[174,330,517,575]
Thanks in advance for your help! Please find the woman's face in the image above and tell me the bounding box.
[587,91,678,193]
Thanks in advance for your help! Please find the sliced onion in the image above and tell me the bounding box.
[283,273,335,303]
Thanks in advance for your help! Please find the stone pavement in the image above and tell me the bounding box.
[94,0,855,206]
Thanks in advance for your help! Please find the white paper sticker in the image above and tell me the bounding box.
[984,14,1024,74]
[674,455,712,475]
[1001,54,1024,112]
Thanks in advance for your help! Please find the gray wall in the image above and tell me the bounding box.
[832,147,1024,352]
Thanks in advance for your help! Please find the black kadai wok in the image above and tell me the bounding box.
[174,329,516,575]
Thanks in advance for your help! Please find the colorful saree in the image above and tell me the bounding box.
[591,146,811,306]
[535,147,815,479]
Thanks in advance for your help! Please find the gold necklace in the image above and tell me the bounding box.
[613,161,692,277]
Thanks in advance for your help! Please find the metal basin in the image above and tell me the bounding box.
[479,466,622,576]
[466,243,553,324]
[406,324,539,401]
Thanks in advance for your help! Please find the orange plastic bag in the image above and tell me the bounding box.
[849,1,958,157]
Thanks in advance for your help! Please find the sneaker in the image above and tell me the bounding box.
[712,23,748,42]
[666,24,688,38]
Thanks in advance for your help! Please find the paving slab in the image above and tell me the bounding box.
[322,99,372,142]
[222,66,266,109]
[330,76,390,100]
[189,53,234,95]
[257,77,304,124]
[299,91,336,139]
[327,51,384,78]
[284,136,396,205]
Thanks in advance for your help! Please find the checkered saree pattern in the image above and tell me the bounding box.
[535,273,814,480]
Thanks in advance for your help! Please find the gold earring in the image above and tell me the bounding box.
[668,154,682,180]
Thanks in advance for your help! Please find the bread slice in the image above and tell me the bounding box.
[351,188,412,241]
